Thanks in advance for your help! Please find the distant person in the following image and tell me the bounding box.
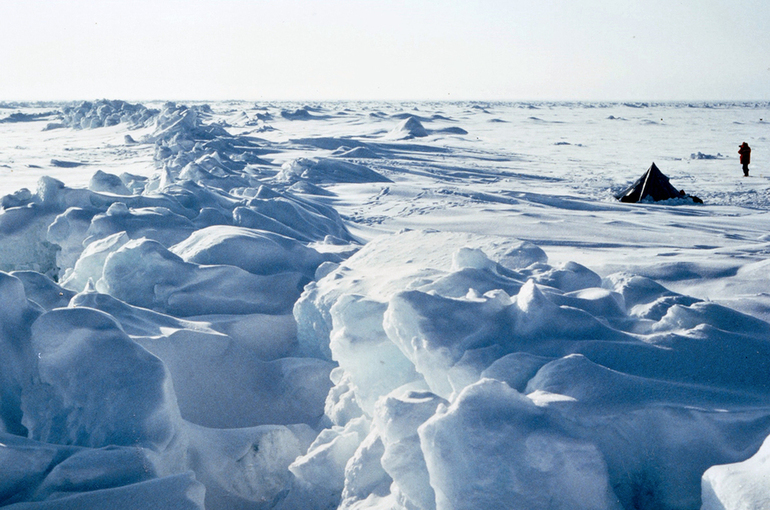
[739,142,751,177]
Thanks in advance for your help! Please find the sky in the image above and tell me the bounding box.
[1,0,769,102]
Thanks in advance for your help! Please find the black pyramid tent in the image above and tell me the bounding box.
[616,162,697,203]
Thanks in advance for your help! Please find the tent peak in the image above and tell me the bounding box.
[617,163,702,204]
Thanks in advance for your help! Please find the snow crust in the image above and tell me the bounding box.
[0,100,769,509]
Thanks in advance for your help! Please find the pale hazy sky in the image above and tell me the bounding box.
[2,0,768,101]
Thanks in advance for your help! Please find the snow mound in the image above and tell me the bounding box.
[97,238,305,316]
[0,272,322,507]
[691,151,725,160]
[85,203,196,248]
[388,117,467,139]
[59,100,158,130]
[702,434,770,510]
[277,158,391,185]
[281,108,329,121]
[11,269,75,311]
[432,126,469,135]
[170,225,340,278]
[0,111,57,123]
[332,146,381,159]
[23,307,183,451]
[89,170,132,195]
[389,117,429,139]
[50,159,86,168]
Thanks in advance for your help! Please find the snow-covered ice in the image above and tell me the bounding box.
[0,100,769,509]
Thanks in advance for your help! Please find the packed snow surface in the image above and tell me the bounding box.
[0,100,769,509]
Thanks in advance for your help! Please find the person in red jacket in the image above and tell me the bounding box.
[739,142,751,177]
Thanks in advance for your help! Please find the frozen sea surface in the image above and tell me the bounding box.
[0,99,769,509]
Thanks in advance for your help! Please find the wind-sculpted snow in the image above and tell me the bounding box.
[293,230,770,510]
[0,111,57,124]
[386,116,468,139]
[2,100,770,509]
[390,116,429,139]
[0,101,370,508]
[280,107,331,121]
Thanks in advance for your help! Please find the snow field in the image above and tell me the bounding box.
[0,100,768,509]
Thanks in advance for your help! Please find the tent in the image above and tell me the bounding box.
[616,162,702,203]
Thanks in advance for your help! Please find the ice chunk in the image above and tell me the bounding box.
[384,288,513,398]
[11,270,75,311]
[340,430,392,508]
[0,432,67,503]
[0,432,205,510]
[60,100,158,130]
[331,294,421,413]
[702,434,770,510]
[534,260,602,292]
[187,424,303,509]
[119,172,148,194]
[373,390,449,510]
[0,273,41,435]
[84,204,195,248]
[0,204,61,278]
[418,379,622,510]
[69,286,201,337]
[35,176,99,212]
[192,207,232,228]
[527,353,731,410]
[72,285,300,360]
[88,170,132,195]
[61,231,130,292]
[47,207,100,272]
[325,369,365,428]
[137,328,333,428]
[32,473,205,509]
[289,416,371,492]
[548,287,627,319]
[419,266,524,299]
[481,352,554,392]
[98,238,305,316]
[146,102,228,144]
[603,272,682,310]
[170,225,336,278]
[236,195,352,243]
[450,246,496,272]
[31,444,159,500]
[22,307,183,454]
[1,187,33,209]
